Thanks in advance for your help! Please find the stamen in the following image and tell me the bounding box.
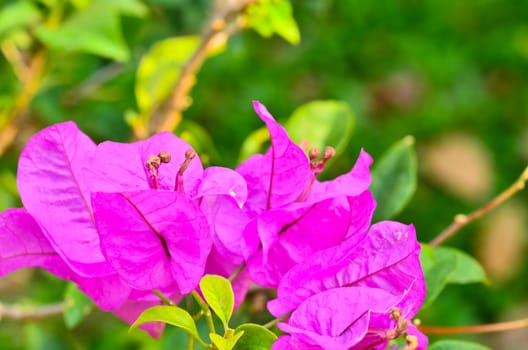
[174,149,196,192]
[309,147,320,162]
[296,145,336,202]
[390,308,410,335]
[299,139,310,152]
[404,335,418,350]
[146,155,162,189]
[145,151,171,190]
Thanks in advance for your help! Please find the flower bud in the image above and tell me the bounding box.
[158,151,171,163]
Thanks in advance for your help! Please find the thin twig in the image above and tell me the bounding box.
[0,302,64,321]
[0,49,46,156]
[419,318,528,335]
[64,62,125,105]
[147,0,258,136]
[429,166,528,247]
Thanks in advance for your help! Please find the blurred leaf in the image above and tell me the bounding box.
[210,332,244,350]
[232,324,277,350]
[238,126,269,164]
[69,0,91,9]
[246,0,300,45]
[0,1,41,39]
[200,274,235,329]
[421,244,488,308]
[371,136,417,221]
[63,282,93,329]
[36,0,147,61]
[285,100,355,157]
[129,305,201,342]
[238,100,355,164]
[135,36,200,113]
[0,170,19,211]
[429,340,491,350]
[25,323,71,350]
[176,119,220,166]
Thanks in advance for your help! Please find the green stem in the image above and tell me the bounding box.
[191,291,216,334]
[153,290,174,306]
[263,314,290,329]
[228,263,246,282]
[187,333,194,350]
[192,309,204,321]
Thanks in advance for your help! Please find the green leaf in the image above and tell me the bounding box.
[246,0,300,44]
[371,136,417,221]
[238,100,355,164]
[200,274,235,330]
[0,1,41,39]
[285,100,355,158]
[135,36,200,113]
[232,324,277,350]
[421,244,488,308]
[210,331,244,350]
[238,126,269,164]
[429,340,491,350]
[63,282,93,329]
[175,119,220,166]
[129,305,201,341]
[35,0,147,61]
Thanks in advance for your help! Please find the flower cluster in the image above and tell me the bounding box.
[0,101,427,349]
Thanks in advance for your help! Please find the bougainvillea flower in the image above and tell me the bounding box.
[235,101,375,287]
[268,221,427,349]
[1,121,245,335]
[85,131,247,291]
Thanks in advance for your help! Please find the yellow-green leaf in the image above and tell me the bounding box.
[210,331,244,350]
[285,100,355,158]
[245,0,300,45]
[135,36,200,113]
[129,305,200,341]
[200,274,235,330]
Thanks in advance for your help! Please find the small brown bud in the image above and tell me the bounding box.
[322,146,336,161]
[309,147,320,161]
[158,151,171,163]
[299,140,310,152]
[146,155,161,169]
[185,149,196,160]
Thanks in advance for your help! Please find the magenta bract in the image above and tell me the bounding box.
[235,101,375,287]
[268,221,427,349]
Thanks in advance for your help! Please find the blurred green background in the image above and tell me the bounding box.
[1,0,527,349]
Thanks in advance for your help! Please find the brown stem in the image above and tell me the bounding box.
[429,166,528,247]
[0,302,64,321]
[146,0,258,136]
[0,49,46,156]
[419,318,528,335]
